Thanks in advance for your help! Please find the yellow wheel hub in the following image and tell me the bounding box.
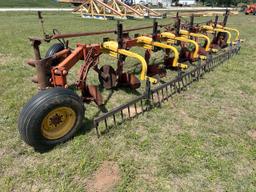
[41,107,76,140]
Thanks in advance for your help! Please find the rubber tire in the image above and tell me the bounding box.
[18,88,84,148]
[45,43,65,66]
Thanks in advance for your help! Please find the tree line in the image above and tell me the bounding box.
[172,0,256,6]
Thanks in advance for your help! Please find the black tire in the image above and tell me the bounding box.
[45,43,65,66]
[18,88,84,148]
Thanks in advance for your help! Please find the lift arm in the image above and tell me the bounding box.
[201,25,232,44]
[136,36,187,69]
[160,32,199,60]
[180,29,211,52]
[101,41,157,83]
[216,24,240,42]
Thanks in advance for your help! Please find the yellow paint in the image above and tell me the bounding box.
[180,29,211,52]
[136,36,187,69]
[161,32,200,60]
[101,41,157,84]
[201,25,232,44]
[41,107,76,140]
[216,24,240,42]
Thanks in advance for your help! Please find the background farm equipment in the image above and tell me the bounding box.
[18,11,242,149]
[58,0,163,20]
[245,4,256,15]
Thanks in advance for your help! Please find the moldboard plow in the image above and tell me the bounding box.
[19,11,242,149]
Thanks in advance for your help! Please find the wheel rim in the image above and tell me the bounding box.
[41,107,76,140]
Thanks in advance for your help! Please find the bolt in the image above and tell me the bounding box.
[63,70,68,75]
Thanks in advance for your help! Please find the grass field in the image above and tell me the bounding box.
[0,12,255,192]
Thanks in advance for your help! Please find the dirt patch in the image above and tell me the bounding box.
[152,92,166,103]
[247,130,256,140]
[0,53,13,65]
[85,161,120,192]
[123,105,143,118]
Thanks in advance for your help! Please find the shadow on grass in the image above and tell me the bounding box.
[34,117,95,153]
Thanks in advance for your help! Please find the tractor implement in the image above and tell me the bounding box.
[215,25,240,43]
[101,40,157,84]
[135,35,186,69]
[201,25,232,47]
[201,11,242,50]
[160,32,200,61]
[18,12,242,149]
[94,45,240,135]
[179,14,211,58]
[160,16,203,63]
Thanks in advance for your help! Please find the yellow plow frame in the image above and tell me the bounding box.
[101,41,158,84]
[136,36,188,69]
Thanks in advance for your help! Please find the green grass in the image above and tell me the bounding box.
[0,0,68,7]
[0,12,256,191]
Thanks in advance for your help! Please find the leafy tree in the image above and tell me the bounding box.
[200,0,256,6]
[172,0,179,4]
[173,0,256,6]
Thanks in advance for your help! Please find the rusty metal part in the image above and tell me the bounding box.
[211,32,229,49]
[98,65,117,89]
[82,85,103,106]
[27,49,70,69]
[50,30,116,40]
[147,64,166,78]
[77,46,103,106]
[29,38,49,90]
[51,45,85,87]
[77,46,101,86]
[49,25,155,40]
[27,59,36,67]
[118,73,141,89]
[116,22,125,79]
[28,48,71,87]
[31,75,39,83]
[144,49,151,65]
[198,47,208,56]
[164,57,174,69]
[178,47,193,63]
[46,48,70,60]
